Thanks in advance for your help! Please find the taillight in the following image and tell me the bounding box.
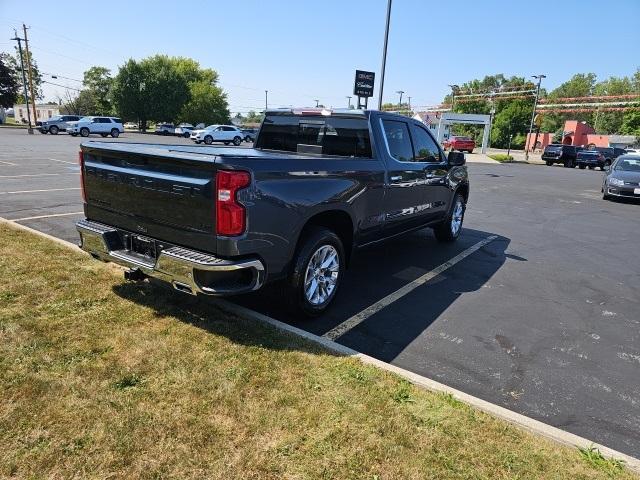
[216,170,251,236]
[78,150,86,202]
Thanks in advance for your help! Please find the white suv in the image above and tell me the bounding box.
[67,116,124,138]
[190,125,244,145]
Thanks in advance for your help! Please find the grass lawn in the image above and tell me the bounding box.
[0,223,635,479]
[488,153,515,163]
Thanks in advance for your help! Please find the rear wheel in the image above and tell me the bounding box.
[100,133,108,138]
[579,164,586,169]
[110,129,119,138]
[433,193,465,242]
[546,160,553,166]
[244,135,252,142]
[49,125,59,135]
[80,127,90,137]
[233,136,242,146]
[285,227,344,317]
[588,165,594,170]
[204,135,213,145]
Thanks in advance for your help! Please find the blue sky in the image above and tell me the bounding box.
[2,0,638,113]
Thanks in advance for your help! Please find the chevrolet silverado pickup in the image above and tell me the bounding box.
[76,108,469,315]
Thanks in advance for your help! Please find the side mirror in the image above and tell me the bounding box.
[448,151,466,166]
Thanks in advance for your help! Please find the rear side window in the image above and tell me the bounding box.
[381,119,414,162]
[257,115,372,158]
[113,118,122,124]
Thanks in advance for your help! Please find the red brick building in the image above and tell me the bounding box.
[526,120,614,151]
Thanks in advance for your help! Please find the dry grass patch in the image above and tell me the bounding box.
[0,224,636,479]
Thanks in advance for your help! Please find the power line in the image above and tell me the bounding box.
[41,79,82,92]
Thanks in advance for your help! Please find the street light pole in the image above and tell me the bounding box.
[314,99,319,107]
[378,0,392,110]
[407,96,411,112]
[396,90,404,107]
[265,90,268,112]
[10,31,33,134]
[526,74,545,161]
[346,96,352,108]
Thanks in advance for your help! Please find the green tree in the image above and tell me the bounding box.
[179,81,229,125]
[0,53,19,107]
[243,111,264,125]
[82,66,112,115]
[4,48,43,102]
[620,111,640,136]
[111,56,190,129]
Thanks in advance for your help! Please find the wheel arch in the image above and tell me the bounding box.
[295,209,355,267]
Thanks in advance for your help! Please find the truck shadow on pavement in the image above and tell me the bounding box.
[233,227,512,362]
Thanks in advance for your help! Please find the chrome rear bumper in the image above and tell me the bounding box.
[76,219,265,296]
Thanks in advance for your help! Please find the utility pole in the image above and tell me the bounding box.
[526,74,546,161]
[378,0,392,110]
[23,24,37,130]
[407,96,411,113]
[314,99,319,107]
[396,90,404,107]
[264,90,268,112]
[448,84,459,111]
[10,30,33,134]
[346,96,352,108]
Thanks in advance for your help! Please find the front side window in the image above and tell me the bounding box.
[411,124,441,162]
[381,119,414,162]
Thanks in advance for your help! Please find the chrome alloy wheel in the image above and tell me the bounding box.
[451,198,464,236]
[304,245,339,305]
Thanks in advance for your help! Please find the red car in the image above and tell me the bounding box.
[443,136,475,153]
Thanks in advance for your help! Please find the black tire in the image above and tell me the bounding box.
[183,132,190,138]
[110,129,119,138]
[588,165,594,170]
[39,129,47,134]
[563,160,572,168]
[285,227,345,317]
[244,135,251,143]
[71,133,78,137]
[204,135,213,145]
[433,192,466,243]
[546,160,553,166]
[224,141,230,146]
[194,140,201,144]
[49,125,59,135]
[579,164,586,169]
[603,193,611,200]
[100,133,108,138]
[80,127,90,137]
[602,160,611,171]
[232,136,242,146]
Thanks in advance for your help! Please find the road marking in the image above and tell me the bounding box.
[48,157,76,165]
[10,211,84,222]
[0,173,78,179]
[0,187,81,195]
[0,160,16,166]
[323,235,499,341]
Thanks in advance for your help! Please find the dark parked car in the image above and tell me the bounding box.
[593,147,627,168]
[76,109,469,316]
[542,144,578,167]
[602,155,640,200]
[577,150,607,170]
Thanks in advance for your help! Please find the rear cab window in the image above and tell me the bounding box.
[256,114,372,158]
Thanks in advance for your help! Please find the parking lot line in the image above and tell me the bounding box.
[0,173,78,179]
[323,235,499,341]
[48,157,76,165]
[0,187,81,195]
[11,211,84,222]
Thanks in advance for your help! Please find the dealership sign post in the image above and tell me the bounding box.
[354,70,375,109]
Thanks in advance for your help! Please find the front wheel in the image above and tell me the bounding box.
[244,135,252,143]
[285,227,345,317]
[100,133,108,138]
[183,132,190,138]
[579,164,586,169]
[433,193,465,243]
[49,125,59,135]
[232,136,242,146]
[110,129,119,138]
[546,160,553,166]
[204,135,213,145]
[80,128,90,137]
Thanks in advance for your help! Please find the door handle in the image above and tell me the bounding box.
[390,175,402,182]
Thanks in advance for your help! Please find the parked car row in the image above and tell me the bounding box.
[190,125,245,145]
[542,144,627,170]
[38,115,124,138]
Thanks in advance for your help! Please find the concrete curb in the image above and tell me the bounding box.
[1,217,638,473]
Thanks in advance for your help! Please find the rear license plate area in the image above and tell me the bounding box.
[130,235,156,259]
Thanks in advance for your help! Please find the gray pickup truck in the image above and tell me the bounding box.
[76,108,469,315]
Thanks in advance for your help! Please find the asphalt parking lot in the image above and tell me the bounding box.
[1,127,639,458]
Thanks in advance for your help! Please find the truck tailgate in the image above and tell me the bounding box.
[81,142,218,253]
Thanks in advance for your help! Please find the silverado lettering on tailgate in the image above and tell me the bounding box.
[85,166,203,197]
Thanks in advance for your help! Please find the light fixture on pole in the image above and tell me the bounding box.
[396,90,404,107]
[314,99,319,107]
[525,74,546,161]
[377,0,392,110]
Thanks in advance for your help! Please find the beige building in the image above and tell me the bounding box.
[13,103,61,125]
